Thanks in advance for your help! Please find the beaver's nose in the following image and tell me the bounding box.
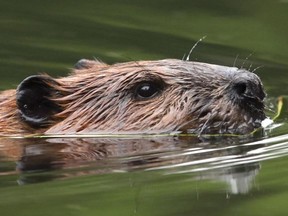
[230,70,266,101]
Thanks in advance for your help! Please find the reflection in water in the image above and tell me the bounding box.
[150,134,288,194]
[1,133,288,194]
[0,0,287,215]
[197,164,260,194]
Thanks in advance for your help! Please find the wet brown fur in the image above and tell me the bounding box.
[0,59,266,136]
[0,90,26,134]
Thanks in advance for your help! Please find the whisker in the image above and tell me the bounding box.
[241,52,254,69]
[251,65,263,73]
[219,108,230,133]
[248,63,253,71]
[186,36,207,61]
[233,54,239,67]
[182,53,187,61]
[198,113,212,136]
[264,106,275,113]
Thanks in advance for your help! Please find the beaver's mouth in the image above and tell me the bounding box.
[184,96,266,135]
[186,111,266,135]
[199,111,265,135]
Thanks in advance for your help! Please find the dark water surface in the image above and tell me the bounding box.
[1,0,288,215]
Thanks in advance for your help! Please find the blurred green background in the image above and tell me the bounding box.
[1,0,288,94]
[1,0,288,215]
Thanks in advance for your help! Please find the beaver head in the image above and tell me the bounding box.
[16,59,266,135]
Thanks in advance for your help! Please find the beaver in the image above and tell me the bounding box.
[0,59,266,136]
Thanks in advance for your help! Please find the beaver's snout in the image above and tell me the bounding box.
[223,70,267,134]
[183,64,266,135]
[230,71,265,102]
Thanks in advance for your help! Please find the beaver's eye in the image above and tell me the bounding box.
[136,82,161,99]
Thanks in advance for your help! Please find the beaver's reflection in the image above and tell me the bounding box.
[13,136,261,194]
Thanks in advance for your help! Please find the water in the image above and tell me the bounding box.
[1,0,288,215]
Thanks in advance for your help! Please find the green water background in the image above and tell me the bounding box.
[1,0,288,215]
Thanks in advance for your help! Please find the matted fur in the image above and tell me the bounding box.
[0,59,266,135]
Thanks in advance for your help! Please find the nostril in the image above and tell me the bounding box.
[234,81,247,96]
[229,71,266,107]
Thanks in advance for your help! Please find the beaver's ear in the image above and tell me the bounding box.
[73,59,107,70]
[16,75,62,128]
